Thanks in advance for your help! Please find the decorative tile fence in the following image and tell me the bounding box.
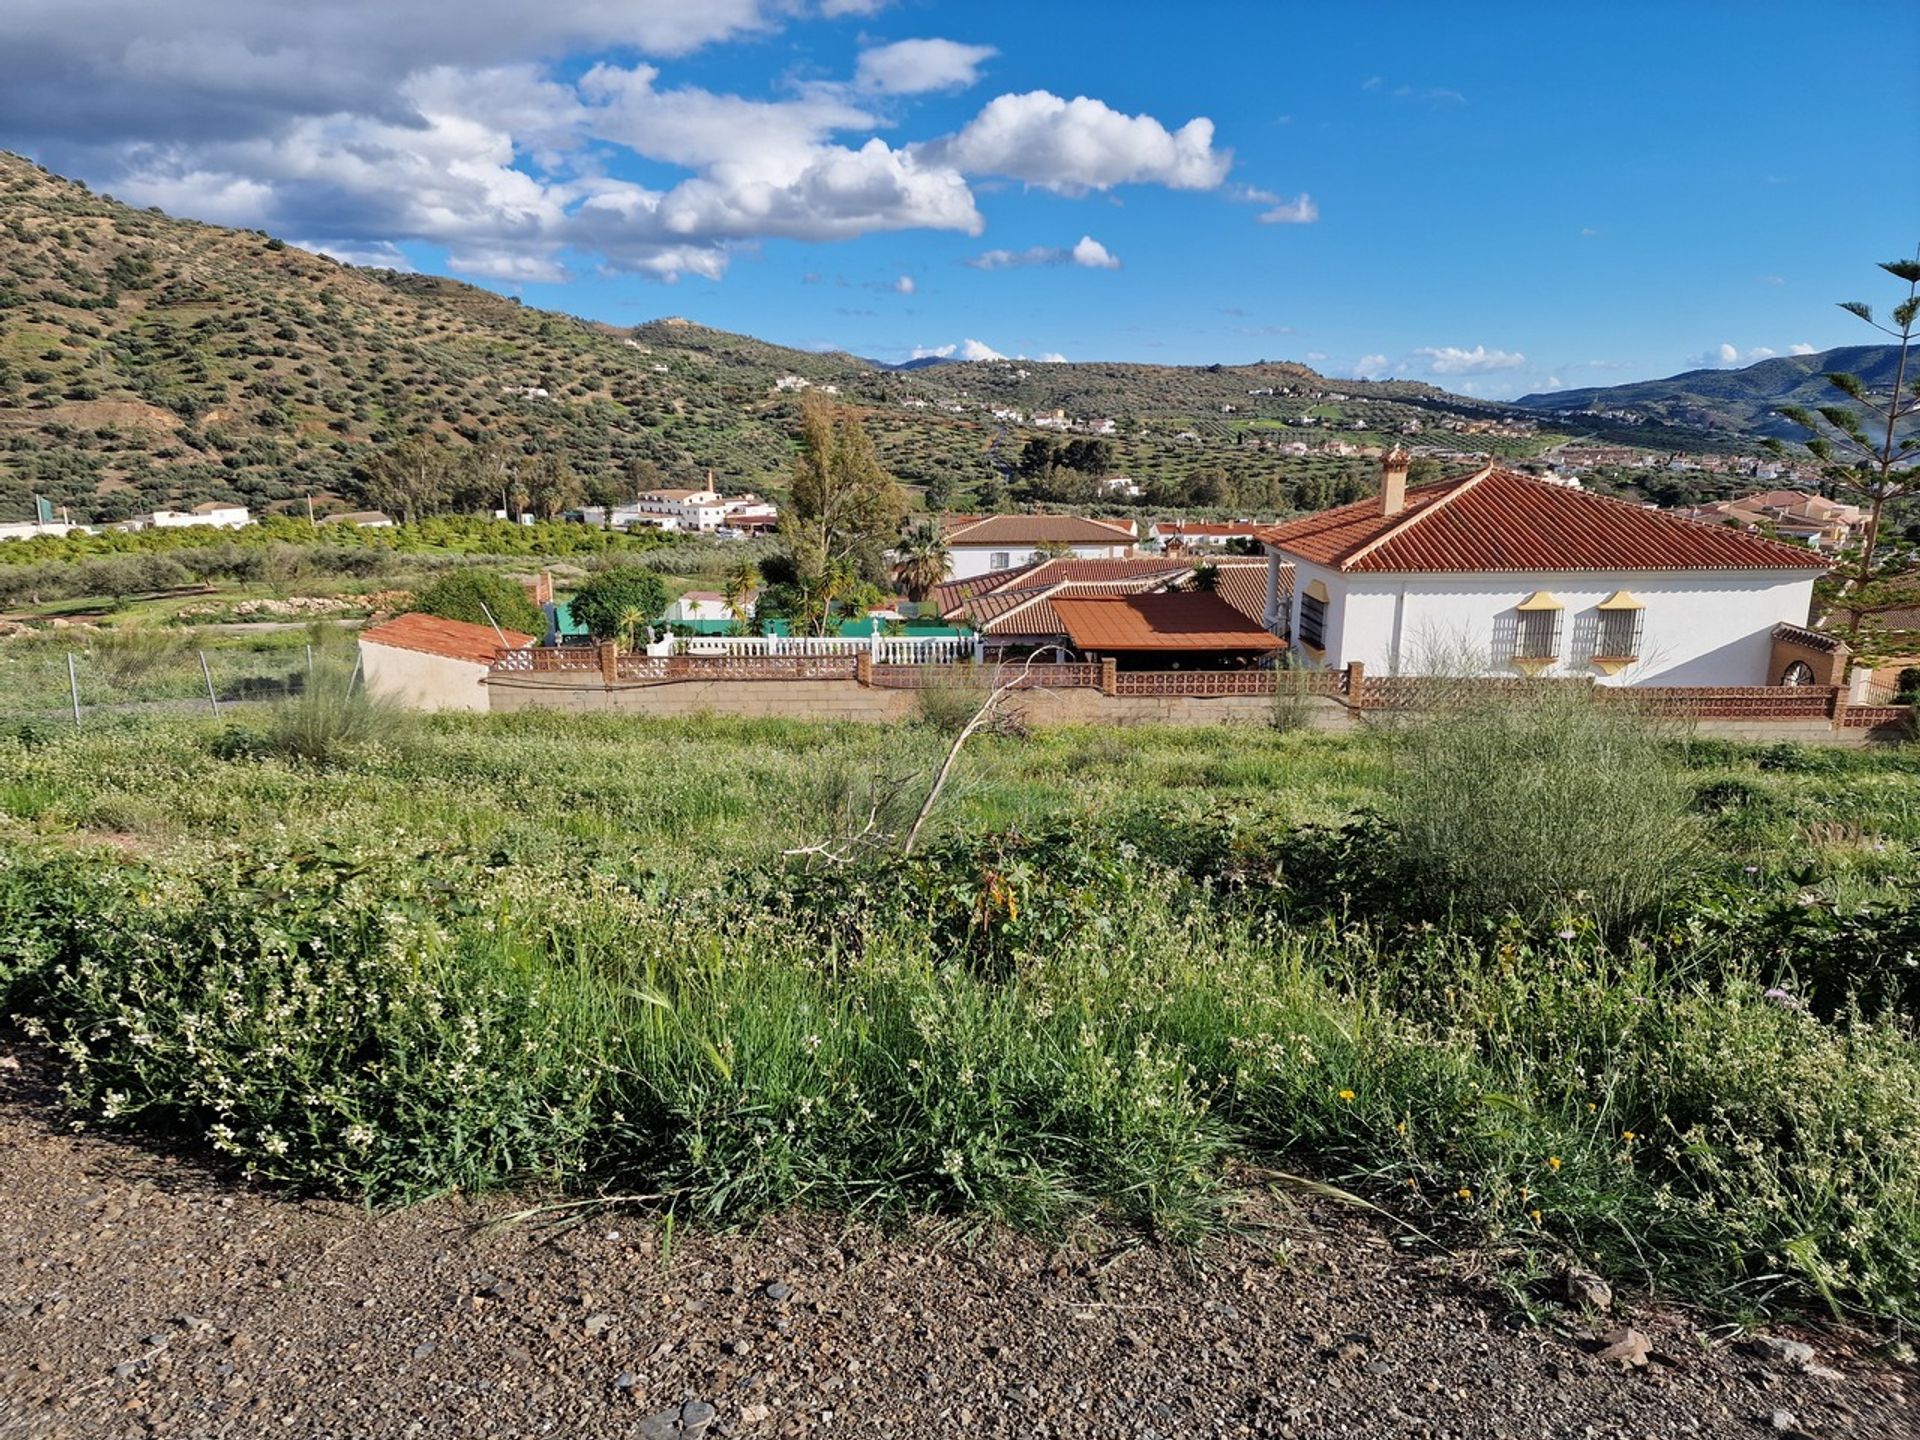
[869,662,1103,691]
[1110,669,1348,698]
[668,633,978,663]
[1840,704,1916,730]
[491,645,601,673]
[617,654,859,682]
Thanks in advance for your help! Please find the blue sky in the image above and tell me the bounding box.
[3,0,1916,397]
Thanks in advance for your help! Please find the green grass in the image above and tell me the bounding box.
[0,711,1917,1325]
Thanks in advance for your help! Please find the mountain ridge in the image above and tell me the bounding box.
[1514,345,1903,438]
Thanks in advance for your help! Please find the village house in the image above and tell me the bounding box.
[662,590,743,624]
[1681,490,1865,553]
[582,475,777,534]
[1150,520,1267,551]
[120,501,251,531]
[359,613,531,713]
[939,514,1139,580]
[318,509,395,528]
[1259,452,1830,686]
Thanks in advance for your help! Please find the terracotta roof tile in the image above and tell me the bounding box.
[1209,561,1282,623]
[362,613,533,665]
[943,514,1139,546]
[1052,593,1283,652]
[1258,468,1833,574]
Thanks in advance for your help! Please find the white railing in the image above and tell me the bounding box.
[666,633,982,663]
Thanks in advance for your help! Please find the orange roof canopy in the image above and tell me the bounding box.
[1052,593,1282,652]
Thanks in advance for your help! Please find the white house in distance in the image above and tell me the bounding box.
[662,590,742,623]
[122,502,251,531]
[940,514,1139,580]
[1258,453,1830,687]
[583,477,777,534]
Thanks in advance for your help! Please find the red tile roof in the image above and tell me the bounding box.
[928,563,1041,615]
[1152,521,1266,537]
[1258,467,1833,574]
[1209,561,1281,624]
[1052,594,1283,652]
[931,557,1186,618]
[943,514,1139,546]
[361,613,533,665]
[968,581,1178,637]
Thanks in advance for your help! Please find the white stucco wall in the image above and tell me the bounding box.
[359,640,495,713]
[947,542,1132,580]
[1272,555,1816,686]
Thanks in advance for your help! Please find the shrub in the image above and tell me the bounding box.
[1382,686,1702,932]
[568,566,668,646]
[267,660,408,765]
[86,624,186,688]
[412,568,542,637]
[913,678,988,734]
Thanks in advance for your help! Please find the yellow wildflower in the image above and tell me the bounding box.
[1337,1089,1356,1102]
[1547,1156,1562,1171]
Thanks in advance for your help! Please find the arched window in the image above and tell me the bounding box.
[1780,660,1817,687]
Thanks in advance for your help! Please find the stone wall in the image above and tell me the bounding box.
[484,671,1895,744]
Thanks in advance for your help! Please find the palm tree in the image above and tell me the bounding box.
[722,559,760,631]
[894,521,950,604]
[616,603,649,654]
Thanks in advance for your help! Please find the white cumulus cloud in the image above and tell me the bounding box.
[855,38,996,95]
[1790,342,1816,355]
[966,234,1120,270]
[1412,344,1527,376]
[1352,354,1391,380]
[1,8,1233,284]
[893,274,915,294]
[1688,342,1781,368]
[923,91,1230,193]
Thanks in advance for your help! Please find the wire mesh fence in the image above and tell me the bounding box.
[0,629,356,724]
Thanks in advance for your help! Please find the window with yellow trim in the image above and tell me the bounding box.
[1510,593,1562,662]
[1594,607,1644,660]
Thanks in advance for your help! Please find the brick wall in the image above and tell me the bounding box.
[1768,624,1851,688]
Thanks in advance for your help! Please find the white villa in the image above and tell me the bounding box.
[940,514,1139,580]
[1258,453,1830,687]
[122,502,251,531]
[583,477,776,534]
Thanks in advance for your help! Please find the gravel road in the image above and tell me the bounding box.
[1,1048,1912,1440]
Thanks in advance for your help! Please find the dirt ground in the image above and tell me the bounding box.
[0,1048,1912,1440]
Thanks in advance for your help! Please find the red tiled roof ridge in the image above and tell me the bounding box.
[1259,466,1831,574]
[362,612,534,664]
[1340,463,1494,570]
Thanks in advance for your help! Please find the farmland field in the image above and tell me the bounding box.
[1,707,1917,1327]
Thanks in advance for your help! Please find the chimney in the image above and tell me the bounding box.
[1379,446,1410,517]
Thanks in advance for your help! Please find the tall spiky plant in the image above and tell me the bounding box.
[893,521,950,603]
[1766,254,1920,645]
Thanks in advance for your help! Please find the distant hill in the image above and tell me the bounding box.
[0,150,1711,526]
[1514,346,1904,439]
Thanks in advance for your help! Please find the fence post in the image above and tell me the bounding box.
[973,632,985,665]
[1829,683,1847,729]
[198,651,220,716]
[1100,657,1117,697]
[1344,661,1366,704]
[600,641,619,685]
[67,652,81,727]
[855,652,873,687]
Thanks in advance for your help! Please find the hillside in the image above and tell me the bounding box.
[0,150,1686,526]
[1515,345,1905,438]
